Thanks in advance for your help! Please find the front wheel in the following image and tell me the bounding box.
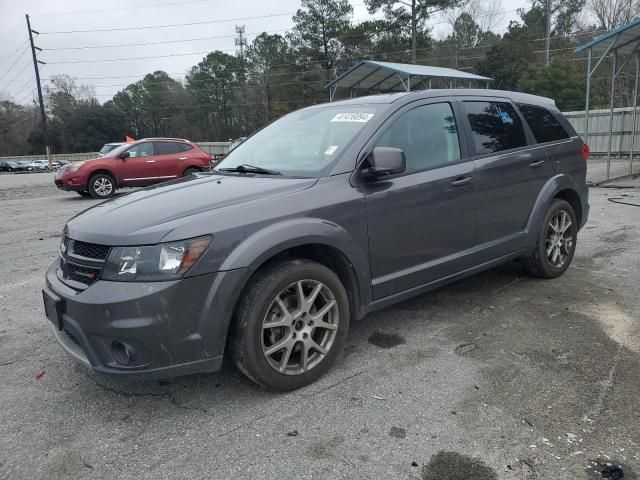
[524,199,577,278]
[182,167,200,177]
[88,173,116,199]
[230,259,350,391]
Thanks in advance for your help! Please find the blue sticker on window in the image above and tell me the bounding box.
[495,106,513,125]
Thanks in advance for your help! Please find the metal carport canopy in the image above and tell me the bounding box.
[575,17,640,56]
[575,17,640,182]
[325,60,492,100]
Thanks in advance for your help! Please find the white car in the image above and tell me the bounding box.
[27,159,61,172]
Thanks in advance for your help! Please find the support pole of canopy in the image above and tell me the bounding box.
[584,48,592,148]
[606,51,617,180]
[631,53,639,174]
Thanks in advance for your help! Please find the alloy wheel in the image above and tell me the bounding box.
[545,209,573,268]
[261,279,339,375]
[93,177,113,197]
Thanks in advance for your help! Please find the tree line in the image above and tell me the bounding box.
[0,0,636,156]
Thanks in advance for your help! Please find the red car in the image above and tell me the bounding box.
[55,138,212,199]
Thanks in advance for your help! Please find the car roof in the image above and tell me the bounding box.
[138,137,191,143]
[321,89,556,108]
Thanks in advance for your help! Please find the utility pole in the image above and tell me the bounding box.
[544,0,552,66]
[235,25,246,58]
[26,14,52,169]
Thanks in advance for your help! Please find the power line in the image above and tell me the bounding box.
[2,61,33,91]
[32,0,224,16]
[39,12,302,34]
[0,44,31,82]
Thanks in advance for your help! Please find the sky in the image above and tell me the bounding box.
[0,0,530,104]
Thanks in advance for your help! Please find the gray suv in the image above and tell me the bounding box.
[43,89,589,390]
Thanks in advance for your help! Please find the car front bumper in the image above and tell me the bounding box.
[44,260,247,378]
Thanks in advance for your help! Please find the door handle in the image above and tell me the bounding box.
[451,176,472,186]
[146,160,156,163]
[179,157,188,160]
[529,160,545,168]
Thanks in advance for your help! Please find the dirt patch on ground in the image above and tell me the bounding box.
[421,451,497,480]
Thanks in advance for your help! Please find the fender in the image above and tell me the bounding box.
[524,173,581,247]
[219,217,371,309]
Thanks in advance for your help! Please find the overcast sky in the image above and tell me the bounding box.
[0,0,529,104]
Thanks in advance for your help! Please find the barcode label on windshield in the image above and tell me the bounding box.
[331,113,374,123]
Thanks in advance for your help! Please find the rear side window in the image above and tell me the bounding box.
[517,104,570,143]
[154,142,182,155]
[178,143,193,152]
[463,101,527,155]
[375,102,461,172]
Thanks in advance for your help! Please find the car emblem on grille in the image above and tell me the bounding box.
[74,270,96,280]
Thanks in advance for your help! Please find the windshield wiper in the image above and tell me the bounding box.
[217,164,281,175]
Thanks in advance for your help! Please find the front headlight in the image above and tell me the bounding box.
[102,236,211,281]
[68,160,87,172]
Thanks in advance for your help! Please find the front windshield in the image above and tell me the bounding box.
[216,105,381,177]
[103,143,131,157]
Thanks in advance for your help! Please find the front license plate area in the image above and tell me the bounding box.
[43,289,63,330]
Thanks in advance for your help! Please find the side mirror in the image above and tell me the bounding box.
[118,151,130,160]
[364,147,406,178]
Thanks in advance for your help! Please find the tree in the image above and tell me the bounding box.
[185,51,247,140]
[289,0,353,82]
[0,100,39,156]
[443,0,504,35]
[246,33,300,122]
[365,0,462,64]
[517,59,585,110]
[477,8,546,89]
[587,0,640,30]
[111,71,189,138]
[531,0,585,36]
[44,74,127,153]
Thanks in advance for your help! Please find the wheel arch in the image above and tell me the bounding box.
[524,174,583,246]
[87,169,118,187]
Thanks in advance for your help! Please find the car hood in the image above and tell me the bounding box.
[66,174,318,245]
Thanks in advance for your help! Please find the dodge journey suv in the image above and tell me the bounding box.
[43,90,589,390]
[54,138,212,198]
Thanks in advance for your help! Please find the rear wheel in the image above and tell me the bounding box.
[88,173,116,199]
[230,259,350,391]
[524,199,577,278]
[182,167,200,177]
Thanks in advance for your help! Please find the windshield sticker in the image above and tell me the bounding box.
[495,106,513,124]
[324,145,338,155]
[331,113,374,123]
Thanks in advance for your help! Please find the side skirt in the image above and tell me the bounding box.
[368,248,528,313]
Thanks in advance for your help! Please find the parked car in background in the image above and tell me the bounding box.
[229,137,247,152]
[98,142,125,156]
[27,159,61,171]
[0,160,29,172]
[44,89,589,390]
[54,138,212,198]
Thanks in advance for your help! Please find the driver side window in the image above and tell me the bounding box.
[127,143,153,158]
[375,103,461,173]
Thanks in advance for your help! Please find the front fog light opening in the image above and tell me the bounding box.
[112,340,136,365]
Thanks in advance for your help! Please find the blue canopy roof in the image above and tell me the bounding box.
[325,60,492,93]
[575,17,640,56]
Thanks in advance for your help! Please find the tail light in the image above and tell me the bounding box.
[580,143,590,160]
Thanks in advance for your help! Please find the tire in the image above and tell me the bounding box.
[230,259,350,391]
[88,173,116,199]
[524,199,577,278]
[182,167,200,177]
[76,190,91,197]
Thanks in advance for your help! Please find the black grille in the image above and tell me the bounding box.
[71,240,110,260]
[62,260,101,286]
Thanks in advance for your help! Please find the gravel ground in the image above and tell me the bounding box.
[0,172,639,480]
